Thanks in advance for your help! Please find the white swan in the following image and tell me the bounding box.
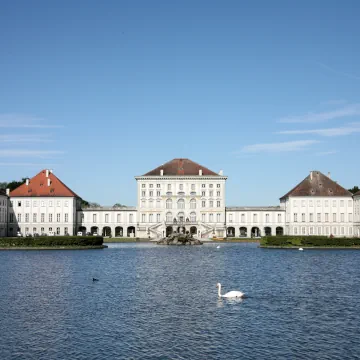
[217,283,245,298]
[299,247,304,251]
[216,245,220,249]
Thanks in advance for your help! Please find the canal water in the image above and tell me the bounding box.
[1,243,360,359]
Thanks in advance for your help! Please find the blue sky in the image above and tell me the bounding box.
[1,0,359,206]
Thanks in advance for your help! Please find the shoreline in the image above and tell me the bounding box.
[0,245,108,251]
[260,246,360,250]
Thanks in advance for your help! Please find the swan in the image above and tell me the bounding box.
[217,283,244,298]
[216,245,220,249]
[299,248,304,251]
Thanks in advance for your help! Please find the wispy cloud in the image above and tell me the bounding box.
[316,151,338,156]
[316,62,360,81]
[241,140,320,153]
[0,150,64,158]
[278,104,360,123]
[0,114,63,128]
[0,134,53,142]
[277,123,360,137]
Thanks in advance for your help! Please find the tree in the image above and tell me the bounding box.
[113,203,126,208]
[348,186,359,194]
[80,200,100,208]
[0,182,8,190]
[0,178,27,191]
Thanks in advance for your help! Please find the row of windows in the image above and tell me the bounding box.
[13,213,69,223]
[294,213,353,222]
[0,199,7,206]
[293,199,353,208]
[0,208,7,223]
[164,212,222,223]
[141,183,221,189]
[140,190,222,197]
[21,227,69,235]
[292,226,353,236]
[164,199,221,209]
[89,214,135,223]
[228,213,283,223]
[12,200,70,207]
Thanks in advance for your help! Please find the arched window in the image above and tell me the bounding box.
[190,199,196,209]
[177,199,185,209]
[166,199,172,209]
[190,212,196,222]
[177,212,185,222]
[166,212,172,222]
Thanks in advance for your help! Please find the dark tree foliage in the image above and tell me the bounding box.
[0,178,27,191]
[348,186,359,194]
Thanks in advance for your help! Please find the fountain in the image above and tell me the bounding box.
[157,231,203,245]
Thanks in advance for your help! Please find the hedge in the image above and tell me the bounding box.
[261,236,360,247]
[0,236,104,247]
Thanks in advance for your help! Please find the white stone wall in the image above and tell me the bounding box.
[0,194,8,237]
[77,208,137,237]
[8,196,77,236]
[225,207,286,237]
[284,196,354,237]
[135,175,227,238]
[354,194,360,237]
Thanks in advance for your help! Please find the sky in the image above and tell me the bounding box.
[0,0,359,206]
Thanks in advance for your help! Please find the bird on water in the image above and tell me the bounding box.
[216,283,245,298]
[92,278,99,282]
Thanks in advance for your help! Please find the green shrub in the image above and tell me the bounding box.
[261,236,360,247]
[0,236,104,247]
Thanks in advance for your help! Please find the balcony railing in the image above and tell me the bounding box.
[165,220,198,226]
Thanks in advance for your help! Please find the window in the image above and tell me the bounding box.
[166,212,172,222]
[302,227,306,235]
[64,227,68,235]
[142,184,146,188]
[325,200,329,207]
[341,213,344,222]
[209,184,213,188]
[333,200,336,207]
[190,212,196,222]
[191,184,195,190]
[349,213,353,222]
[217,213,221,222]
[309,200,313,207]
[241,214,245,222]
[202,184,205,188]
[202,191,206,196]
[210,201,213,207]
[18,201,22,207]
[317,213,321,222]
[278,214,282,222]
[81,213,84,222]
[10,213,14,222]
[167,184,171,190]
[349,227,353,235]
[317,200,321,207]
[149,214,153,222]
[253,214,258,223]
[294,227,298,235]
[105,214,109,223]
[156,200,160,208]
[333,227,337,235]
[93,214,97,223]
[301,213,305,222]
[190,199,196,209]
[25,227,29,234]
[157,213,160,222]
[129,214,133,222]
[318,227,322,235]
[293,200,297,207]
[41,201,45,207]
[179,184,183,190]
[26,201,30,207]
[65,214,68,222]
[294,213,298,222]
[209,214,213,222]
[57,214,60,222]
[217,184,220,188]
[149,191,153,197]
[333,213,336,222]
[341,227,345,235]
[149,184,153,188]
[301,200,305,207]
[33,213,37,223]
[141,200,145,208]
[229,214,233,222]
[325,213,329,222]
[33,227,36,233]
[33,201,37,207]
[65,201,68,207]
[49,201,53,207]
[217,191,220,197]
[57,201,60,207]
[142,214,146,222]
[348,200,352,207]
[309,213,313,222]
[117,214,121,223]
[49,227,53,232]
[157,191,161,197]
[49,214,53,222]
[217,201,220,207]
[202,213,206,222]
[149,200,153,208]
[166,199,172,209]
[157,184,160,188]
[142,191,146,197]
[41,213,45,222]
[56,227,60,235]
[209,191,213,197]
[202,201,206,208]
[266,214,269,223]
[340,200,344,207]
[177,199,185,209]
[309,227,313,235]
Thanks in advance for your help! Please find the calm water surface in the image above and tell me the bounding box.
[1,243,360,359]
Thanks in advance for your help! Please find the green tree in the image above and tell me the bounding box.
[348,186,359,194]
[113,203,126,207]
[0,182,8,189]
[1,178,27,191]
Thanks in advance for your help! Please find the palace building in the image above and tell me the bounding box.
[4,158,359,238]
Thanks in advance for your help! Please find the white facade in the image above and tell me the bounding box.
[8,196,79,236]
[0,191,8,237]
[4,165,358,239]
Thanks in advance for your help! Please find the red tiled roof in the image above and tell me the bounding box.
[354,190,360,197]
[10,170,80,197]
[280,171,352,199]
[143,158,219,176]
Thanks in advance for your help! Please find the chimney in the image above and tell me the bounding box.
[46,169,49,177]
[310,171,313,180]
[47,178,51,186]
[26,178,29,186]
[328,172,331,179]
[6,188,10,196]
[219,170,223,176]
[50,169,53,174]
[199,169,202,176]
[160,169,164,176]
